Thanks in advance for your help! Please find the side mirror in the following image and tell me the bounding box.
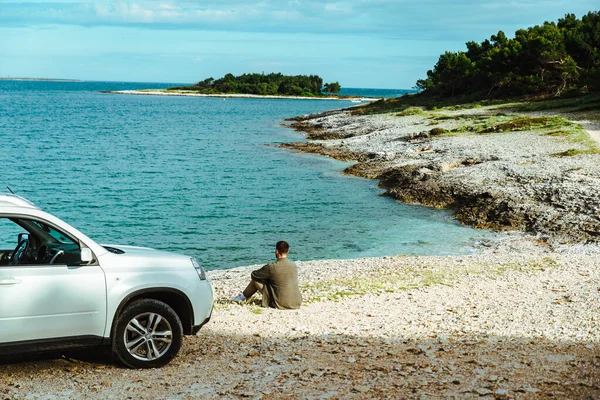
[81,247,94,264]
[18,232,30,243]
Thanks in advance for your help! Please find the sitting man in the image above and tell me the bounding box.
[232,241,302,309]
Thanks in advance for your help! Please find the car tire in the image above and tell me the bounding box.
[112,299,183,368]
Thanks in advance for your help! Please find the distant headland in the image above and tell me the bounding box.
[0,77,83,82]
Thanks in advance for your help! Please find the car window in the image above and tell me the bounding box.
[0,217,26,249]
[30,221,76,245]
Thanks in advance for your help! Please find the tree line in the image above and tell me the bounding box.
[416,11,600,98]
[170,73,341,96]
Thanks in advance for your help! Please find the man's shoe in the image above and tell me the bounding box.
[231,293,246,303]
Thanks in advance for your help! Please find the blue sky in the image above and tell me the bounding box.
[0,1,597,88]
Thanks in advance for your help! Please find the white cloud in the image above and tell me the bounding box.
[1,0,597,42]
[323,2,352,13]
[93,1,178,23]
[479,0,564,10]
[89,1,274,24]
[271,10,303,21]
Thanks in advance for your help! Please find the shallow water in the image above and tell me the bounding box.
[0,80,495,269]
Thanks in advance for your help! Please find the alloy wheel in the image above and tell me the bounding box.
[124,312,173,361]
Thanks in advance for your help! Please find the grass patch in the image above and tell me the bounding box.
[430,114,454,121]
[430,113,501,122]
[425,113,551,137]
[545,130,570,136]
[552,143,600,156]
[351,91,512,115]
[300,257,559,304]
[438,103,484,111]
[505,93,600,115]
[475,116,598,153]
[396,107,424,116]
[553,149,585,157]
[351,91,599,119]
[420,112,598,154]
[480,116,570,133]
[544,123,600,154]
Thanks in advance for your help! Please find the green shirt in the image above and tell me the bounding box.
[251,257,302,309]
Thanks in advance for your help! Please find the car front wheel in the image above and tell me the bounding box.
[112,299,183,368]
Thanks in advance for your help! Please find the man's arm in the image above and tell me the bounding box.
[251,263,272,283]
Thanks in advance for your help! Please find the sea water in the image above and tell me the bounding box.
[0,80,495,269]
[341,87,418,98]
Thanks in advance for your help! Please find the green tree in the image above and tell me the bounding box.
[421,51,475,96]
[415,11,600,97]
[196,77,214,89]
[323,82,341,93]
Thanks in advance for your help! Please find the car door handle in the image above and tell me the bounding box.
[0,277,22,285]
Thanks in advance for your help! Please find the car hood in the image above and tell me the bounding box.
[101,244,191,260]
[97,244,201,283]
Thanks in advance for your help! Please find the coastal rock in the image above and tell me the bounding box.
[286,107,600,244]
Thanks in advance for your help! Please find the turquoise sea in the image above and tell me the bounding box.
[0,80,495,269]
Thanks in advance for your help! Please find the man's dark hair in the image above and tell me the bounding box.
[276,241,289,254]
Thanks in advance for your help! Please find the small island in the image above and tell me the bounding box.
[169,73,341,97]
[105,73,378,101]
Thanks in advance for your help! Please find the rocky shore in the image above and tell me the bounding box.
[283,104,600,245]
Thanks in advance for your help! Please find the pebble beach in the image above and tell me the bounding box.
[2,242,599,399]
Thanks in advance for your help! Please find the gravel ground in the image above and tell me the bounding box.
[1,239,599,399]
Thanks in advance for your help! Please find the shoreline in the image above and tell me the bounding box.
[281,103,600,246]
[105,89,379,102]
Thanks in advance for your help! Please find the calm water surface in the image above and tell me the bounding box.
[0,81,495,269]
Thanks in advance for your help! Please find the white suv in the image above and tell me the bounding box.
[0,194,213,368]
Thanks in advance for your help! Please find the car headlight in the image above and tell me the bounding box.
[191,258,207,280]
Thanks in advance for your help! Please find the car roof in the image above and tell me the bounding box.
[0,194,39,209]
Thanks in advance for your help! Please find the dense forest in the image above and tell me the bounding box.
[416,11,600,98]
[169,73,341,96]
